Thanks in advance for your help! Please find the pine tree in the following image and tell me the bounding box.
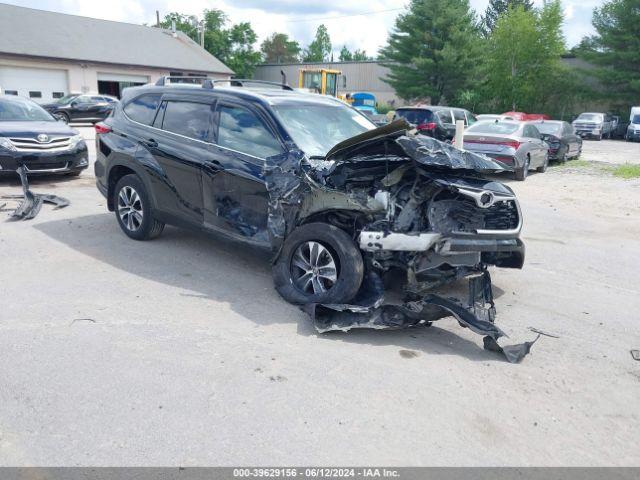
[481,0,534,35]
[379,0,480,104]
[578,0,640,106]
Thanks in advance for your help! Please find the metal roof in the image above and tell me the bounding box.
[0,3,233,74]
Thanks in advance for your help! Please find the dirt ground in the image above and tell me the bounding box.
[1,129,639,466]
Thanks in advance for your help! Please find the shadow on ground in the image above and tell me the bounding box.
[34,212,508,362]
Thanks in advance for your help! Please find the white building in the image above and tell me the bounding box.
[0,3,232,103]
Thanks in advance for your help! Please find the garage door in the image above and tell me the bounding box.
[0,66,68,104]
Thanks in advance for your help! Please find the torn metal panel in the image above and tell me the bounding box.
[2,165,70,220]
[308,273,538,363]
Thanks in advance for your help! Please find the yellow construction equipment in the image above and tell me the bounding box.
[298,68,341,96]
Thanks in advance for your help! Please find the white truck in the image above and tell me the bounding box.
[572,112,614,140]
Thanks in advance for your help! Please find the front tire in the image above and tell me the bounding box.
[537,154,549,173]
[113,174,164,240]
[57,112,70,124]
[273,223,364,305]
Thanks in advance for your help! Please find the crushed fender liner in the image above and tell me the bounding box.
[304,271,538,363]
[1,165,70,220]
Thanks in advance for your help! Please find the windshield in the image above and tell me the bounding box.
[0,98,56,122]
[533,123,562,135]
[272,102,375,157]
[577,113,601,121]
[53,94,77,105]
[466,122,520,135]
[394,109,434,125]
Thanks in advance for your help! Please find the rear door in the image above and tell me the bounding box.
[145,95,215,224]
[523,124,546,166]
[202,100,285,244]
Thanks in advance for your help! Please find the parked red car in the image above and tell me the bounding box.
[502,111,551,121]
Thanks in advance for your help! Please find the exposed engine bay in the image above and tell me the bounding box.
[265,120,537,362]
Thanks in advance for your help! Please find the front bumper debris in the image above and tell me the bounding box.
[1,165,70,220]
[305,271,539,363]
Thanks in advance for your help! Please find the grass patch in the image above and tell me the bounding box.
[611,164,640,179]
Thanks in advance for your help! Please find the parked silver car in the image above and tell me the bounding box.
[461,120,549,181]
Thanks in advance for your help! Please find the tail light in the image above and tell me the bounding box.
[465,139,521,149]
[94,122,112,134]
[417,122,437,131]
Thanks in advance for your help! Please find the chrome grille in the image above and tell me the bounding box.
[9,136,72,152]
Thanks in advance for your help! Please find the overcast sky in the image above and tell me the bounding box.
[8,0,600,55]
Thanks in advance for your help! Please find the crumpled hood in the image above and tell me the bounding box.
[324,119,508,173]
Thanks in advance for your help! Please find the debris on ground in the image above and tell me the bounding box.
[1,165,70,220]
[304,271,541,364]
[631,350,640,361]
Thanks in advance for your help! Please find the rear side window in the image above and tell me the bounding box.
[216,104,283,159]
[394,109,434,125]
[523,125,540,138]
[436,109,453,124]
[124,94,161,125]
[162,101,212,141]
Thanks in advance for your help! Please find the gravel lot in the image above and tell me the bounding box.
[1,128,639,466]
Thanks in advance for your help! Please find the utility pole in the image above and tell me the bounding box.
[156,10,160,27]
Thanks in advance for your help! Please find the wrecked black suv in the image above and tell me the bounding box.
[95,78,524,312]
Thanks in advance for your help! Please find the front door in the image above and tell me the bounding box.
[201,101,285,245]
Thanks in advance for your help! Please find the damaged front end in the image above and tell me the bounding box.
[266,120,534,362]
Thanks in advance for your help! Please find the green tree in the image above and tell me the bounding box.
[351,49,370,61]
[261,33,301,63]
[578,0,640,106]
[157,9,262,78]
[481,0,534,35]
[379,0,481,104]
[158,13,199,41]
[482,1,566,112]
[303,25,332,62]
[339,45,353,61]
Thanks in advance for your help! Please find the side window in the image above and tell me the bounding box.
[466,112,477,125]
[453,109,466,124]
[526,125,541,138]
[91,96,104,103]
[216,104,284,159]
[123,94,161,125]
[76,95,91,103]
[162,101,212,141]
[437,110,453,125]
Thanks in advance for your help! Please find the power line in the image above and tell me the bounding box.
[285,7,404,24]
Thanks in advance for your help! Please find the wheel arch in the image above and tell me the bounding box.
[106,162,156,212]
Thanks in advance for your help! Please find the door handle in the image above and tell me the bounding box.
[143,138,158,148]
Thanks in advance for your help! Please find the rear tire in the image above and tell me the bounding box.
[113,174,164,241]
[273,223,364,305]
[514,157,529,181]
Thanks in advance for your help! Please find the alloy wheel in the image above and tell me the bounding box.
[117,186,144,232]
[291,241,338,295]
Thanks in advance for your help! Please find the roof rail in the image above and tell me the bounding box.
[212,79,294,91]
[155,76,213,88]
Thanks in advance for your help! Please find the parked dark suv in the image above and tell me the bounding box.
[393,106,477,141]
[95,78,524,309]
[41,94,118,124]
